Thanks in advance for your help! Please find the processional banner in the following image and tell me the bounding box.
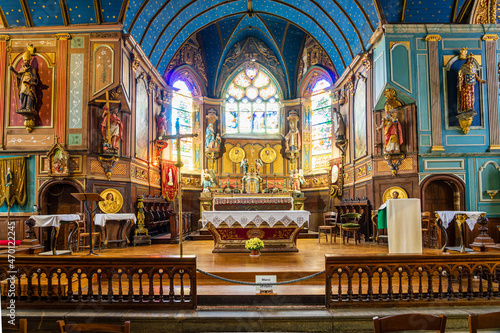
[162,160,178,201]
[0,157,26,208]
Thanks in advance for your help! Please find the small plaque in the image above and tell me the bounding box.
[256,275,277,294]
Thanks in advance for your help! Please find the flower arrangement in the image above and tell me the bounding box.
[245,237,265,251]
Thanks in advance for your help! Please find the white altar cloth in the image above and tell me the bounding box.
[386,199,422,254]
[94,213,137,227]
[202,210,310,228]
[30,214,80,228]
[436,211,486,231]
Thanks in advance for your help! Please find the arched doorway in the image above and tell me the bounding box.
[39,180,83,215]
[420,174,466,247]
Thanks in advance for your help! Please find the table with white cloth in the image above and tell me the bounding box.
[30,214,81,255]
[202,210,310,253]
[94,213,137,248]
[435,210,486,252]
[381,199,422,254]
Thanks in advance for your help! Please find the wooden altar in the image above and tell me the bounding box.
[202,210,310,253]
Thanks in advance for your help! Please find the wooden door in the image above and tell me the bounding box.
[423,180,457,246]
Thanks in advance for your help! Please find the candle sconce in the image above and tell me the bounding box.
[486,190,498,199]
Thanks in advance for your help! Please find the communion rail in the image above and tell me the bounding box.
[0,255,197,309]
[325,253,500,308]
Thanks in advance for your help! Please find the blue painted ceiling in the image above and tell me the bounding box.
[0,0,475,96]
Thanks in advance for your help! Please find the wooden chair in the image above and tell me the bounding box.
[469,311,500,333]
[373,313,447,332]
[340,213,361,245]
[319,212,338,243]
[78,217,101,253]
[57,320,130,333]
[3,318,27,333]
[421,211,431,247]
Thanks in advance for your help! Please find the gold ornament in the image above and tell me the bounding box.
[382,186,408,203]
[260,147,277,164]
[98,188,123,214]
[229,146,245,163]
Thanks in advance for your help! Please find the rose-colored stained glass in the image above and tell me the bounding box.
[234,72,251,87]
[253,71,270,88]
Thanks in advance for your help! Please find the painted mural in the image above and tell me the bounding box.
[354,77,367,159]
[135,80,149,160]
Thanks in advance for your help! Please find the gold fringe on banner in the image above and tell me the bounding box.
[0,157,27,208]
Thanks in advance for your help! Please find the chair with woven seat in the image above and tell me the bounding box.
[77,214,101,253]
[57,320,130,333]
[319,212,338,243]
[468,311,500,333]
[373,313,447,332]
[340,213,362,245]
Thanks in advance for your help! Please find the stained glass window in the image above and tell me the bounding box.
[311,80,332,169]
[172,80,193,170]
[223,64,280,134]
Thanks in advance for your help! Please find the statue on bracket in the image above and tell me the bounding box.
[377,89,404,154]
[205,123,216,149]
[333,108,346,140]
[285,120,301,152]
[156,107,168,140]
[457,53,486,134]
[101,106,123,151]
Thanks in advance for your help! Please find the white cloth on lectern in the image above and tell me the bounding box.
[386,199,422,254]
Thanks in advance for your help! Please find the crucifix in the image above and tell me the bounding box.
[95,91,120,147]
[162,118,198,256]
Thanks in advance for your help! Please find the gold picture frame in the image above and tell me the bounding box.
[98,188,123,214]
[382,186,408,203]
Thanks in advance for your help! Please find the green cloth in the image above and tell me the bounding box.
[340,213,362,219]
[378,207,387,229]
[342,223,360,228]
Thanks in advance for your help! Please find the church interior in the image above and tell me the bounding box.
[1,0,500,332]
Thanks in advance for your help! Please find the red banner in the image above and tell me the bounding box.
[162,160,178,201]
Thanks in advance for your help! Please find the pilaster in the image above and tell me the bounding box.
[426,35,445,152]
[483,34,500,151]
[0,35,9,149]
[55,33,71,144]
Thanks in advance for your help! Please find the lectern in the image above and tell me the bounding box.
[71,193,104,255]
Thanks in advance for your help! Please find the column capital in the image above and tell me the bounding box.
[0,35,10,41]
[482,34,499,41]
[55,33,71,40]
[425,35,441,42]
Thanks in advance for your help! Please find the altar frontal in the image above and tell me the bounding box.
[202,210,310,253]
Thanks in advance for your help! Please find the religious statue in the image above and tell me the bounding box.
[101,106,123,150]
[285,121,301,152]
[10,45,38,112]
[167,168,174,186]
[290,169,304,192]
[157,108,168,140]
[376,110,404,154]
[383,88,402,112]
[213,133,221,149]
[458,53,486,114]
[255,158,263,174]
[333,108,346,140]
[240,158,249,174]
[5,167,13,187]
[205,123,216,149]
[201,169,216,192]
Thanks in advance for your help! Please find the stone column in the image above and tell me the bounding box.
[0,35,9,149]
[55,33,71,144]
[426,35,445,152]
[483,34,500,152]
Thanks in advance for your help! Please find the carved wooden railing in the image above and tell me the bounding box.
[0,255,196,309]
[326,254,500,308]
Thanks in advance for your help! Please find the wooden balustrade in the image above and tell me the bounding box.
[325,254,500,308]
[0,255,197,309]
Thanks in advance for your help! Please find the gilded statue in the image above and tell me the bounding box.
[458,53,485,114]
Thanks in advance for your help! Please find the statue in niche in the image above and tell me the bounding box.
[156,107,168,140]
[205,123,216,149]
[458,53,486,114]
[377,109,403,154]
[10,46,38,112]
[101,106,123,150]
[333,108,346,140]
[285,121,301,152]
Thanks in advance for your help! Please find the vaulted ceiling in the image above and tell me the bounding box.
[0,0,476,94]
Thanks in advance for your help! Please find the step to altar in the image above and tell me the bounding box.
[189,228,317,241]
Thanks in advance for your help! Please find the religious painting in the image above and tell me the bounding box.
[354,76,367,159]
[47,142,70,178]
[98,188,123,214]
[93,44,114,95]
[162,160,178,201]
[9,54,53,127]
[135,79,149,161]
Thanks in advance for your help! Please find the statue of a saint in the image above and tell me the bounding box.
[205,123,215,149]
[458,53,486,114]
[10,49,38,112]
[213,133,221,149]
[240,158,249,174]
[255,158,263,174]
[201,169,215,192]
[285,122,301,151]
[101,106,123,150]
[333,108,346,140]
[376,110,403,154]
[291,169,304,191]
[157,108,167,140]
